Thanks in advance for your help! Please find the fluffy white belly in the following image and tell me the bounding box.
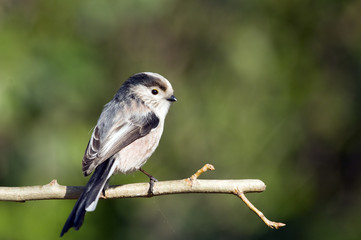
[113,126,163,174]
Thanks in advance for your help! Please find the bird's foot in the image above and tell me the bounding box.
[139,168,158,197]
[102,179,110,198]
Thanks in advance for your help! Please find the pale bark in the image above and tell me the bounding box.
[0,164,285,229]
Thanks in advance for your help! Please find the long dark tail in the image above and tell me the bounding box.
[60,157,116,237]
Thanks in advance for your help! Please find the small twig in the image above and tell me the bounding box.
[189,163,215,181]
[185,163,215,186]
[234,189,286,229]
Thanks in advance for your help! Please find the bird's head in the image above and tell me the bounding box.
[125,72,176,118]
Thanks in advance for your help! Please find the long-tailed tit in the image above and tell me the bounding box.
[60,72,176,236]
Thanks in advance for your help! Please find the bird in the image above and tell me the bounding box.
[60,72,177,236]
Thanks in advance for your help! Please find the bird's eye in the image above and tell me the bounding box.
[151,89,158,95]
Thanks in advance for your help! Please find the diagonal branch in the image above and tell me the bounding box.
[0,164,285,229]
[234,189,286,229]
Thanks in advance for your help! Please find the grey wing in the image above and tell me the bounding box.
[82,111,160,176]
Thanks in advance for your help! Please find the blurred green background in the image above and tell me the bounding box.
[1,0,361,239]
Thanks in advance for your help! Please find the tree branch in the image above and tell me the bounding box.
[0,179,265,201]
[0,164,285,229]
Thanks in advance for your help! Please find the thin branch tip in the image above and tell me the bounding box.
[187,163,216,183]
[234,189,286,229]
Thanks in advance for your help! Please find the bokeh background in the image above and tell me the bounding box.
[1,0,361,239]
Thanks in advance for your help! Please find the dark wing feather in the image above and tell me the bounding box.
[82,112,159,176]
[82,126,101,173]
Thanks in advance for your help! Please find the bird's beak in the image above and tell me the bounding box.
[167,95,177,102]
